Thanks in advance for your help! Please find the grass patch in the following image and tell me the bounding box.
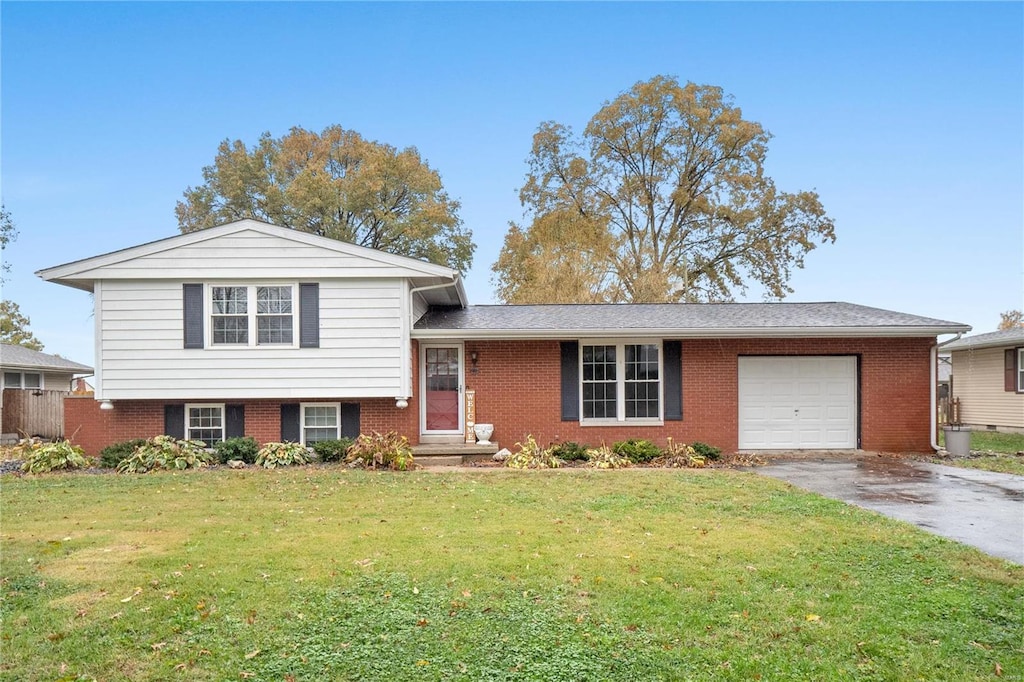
[938,430,1024,475]
[2,468,1021,680]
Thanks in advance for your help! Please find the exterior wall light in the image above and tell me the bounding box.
[395,398,409,409]
[99,399,114,411]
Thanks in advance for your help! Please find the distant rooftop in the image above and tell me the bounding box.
[0,343,93,373]
[941,327,1024,351]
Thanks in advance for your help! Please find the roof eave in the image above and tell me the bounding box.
[412,325,971,340]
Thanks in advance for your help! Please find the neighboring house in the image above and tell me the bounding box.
[37,219,969,456]
[0,343,93,441]
[941,328,1024,433]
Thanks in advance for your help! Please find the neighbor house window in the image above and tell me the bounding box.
[581,342,662,423]
[301,403,340,444]
[3,372,42,389]
[1018,348,1024,392]
[210,285,294,346]
[186,404,225,445]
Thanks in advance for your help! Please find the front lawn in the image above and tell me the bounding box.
[2,468,1021,681]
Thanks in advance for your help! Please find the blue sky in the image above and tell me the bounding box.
[2,1,1021,363]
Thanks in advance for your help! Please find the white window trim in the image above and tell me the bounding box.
[300,402,341,445]
[579,339,664,426]
[184,403,226,445]
[3,371,44,390]
[1017,347,1024,393]
[207,283,299,349]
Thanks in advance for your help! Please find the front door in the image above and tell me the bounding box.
[422,345,463,434]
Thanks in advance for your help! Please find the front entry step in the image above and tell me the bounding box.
[413,442,500,466]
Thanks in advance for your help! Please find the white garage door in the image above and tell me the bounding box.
[738,356,857,450]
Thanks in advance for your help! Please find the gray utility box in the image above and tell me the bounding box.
[943,427,972,456]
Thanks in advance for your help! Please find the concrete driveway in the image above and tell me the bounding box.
[757,456,1024,564]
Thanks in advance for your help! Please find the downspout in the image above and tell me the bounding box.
[932,332,963,452]
[399,275,463,407]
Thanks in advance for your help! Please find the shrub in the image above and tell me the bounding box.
[99,438,149,468]
[346,432,414,471]
[549,441,588,462]
[506,435,561,469]
[691,441,722,461]
[583,445,631,469]
[655,438,706,468]
[20,439,91,474]
[312,438,355,463]
[215,436,259,464]
[255,441,312,469]
[117,435,214,474]
[612,438,661,464]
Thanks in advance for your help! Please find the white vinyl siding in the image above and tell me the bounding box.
[950,347,1024,429]
[97,278,406,400]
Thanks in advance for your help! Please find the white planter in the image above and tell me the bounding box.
[474,423,494,445]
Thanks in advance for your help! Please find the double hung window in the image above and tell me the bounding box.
[581,342,662,423]
[211,285,294,346]
[186,404,224,445]
[1018,348,1024,392]
[302,403,340,444]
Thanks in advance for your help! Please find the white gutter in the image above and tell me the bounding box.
[932,332,963,452]
[412,325,971,341]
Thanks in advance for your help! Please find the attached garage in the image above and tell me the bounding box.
[738,356,858,450]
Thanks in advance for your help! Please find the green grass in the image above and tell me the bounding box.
[938,430,1024,475]
[2,468,1021,681]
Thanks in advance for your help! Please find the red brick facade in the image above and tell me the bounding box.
[65,336,937,456]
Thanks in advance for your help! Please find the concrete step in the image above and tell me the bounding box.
[415,455,464,467]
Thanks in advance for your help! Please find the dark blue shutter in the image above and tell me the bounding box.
[226,404,245,438]
[183,284,204,349]
[560,341,579,421]
[281,403,300,442]
[663,340,682,421]
[164,404,185,439]
[299,283,319,348]
[341,403,360,439]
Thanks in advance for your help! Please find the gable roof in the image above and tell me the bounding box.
[36,219,467,305]
[941,328,1024,351]
[413,302,970,339]
[0,343,93,374]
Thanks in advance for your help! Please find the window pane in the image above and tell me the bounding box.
[257,315,293,344]
[23,373,41,389]
[303,405,339,444]
[212,287,247,314]
[304,427,338,444]
[187,406,223,445]
[213,316,249,344]
[582,345,618,419]
[4,372,21,388]
[257,286,292,314]
[625,344,659,418]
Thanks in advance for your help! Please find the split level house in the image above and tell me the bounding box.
[942,328,1024,433]
[37,219,970,456]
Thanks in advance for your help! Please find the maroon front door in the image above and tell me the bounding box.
[424,346,460,432]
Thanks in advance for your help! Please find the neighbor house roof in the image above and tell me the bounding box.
[0,343,93,373]
[413,302,970,339]
[941,328,1024,351]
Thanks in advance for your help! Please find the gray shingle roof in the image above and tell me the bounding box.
[0,343,93,373]
[941,328,1024,351]
[413,302,968,338]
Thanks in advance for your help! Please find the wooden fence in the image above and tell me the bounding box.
[937,396,961,426]
[1,389,68,439]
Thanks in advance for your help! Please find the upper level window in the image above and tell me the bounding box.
[3,371,42,389]
[211,285,294,346]
[581,342,661,423]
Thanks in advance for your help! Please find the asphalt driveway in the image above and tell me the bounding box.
[757,456,1024,564]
